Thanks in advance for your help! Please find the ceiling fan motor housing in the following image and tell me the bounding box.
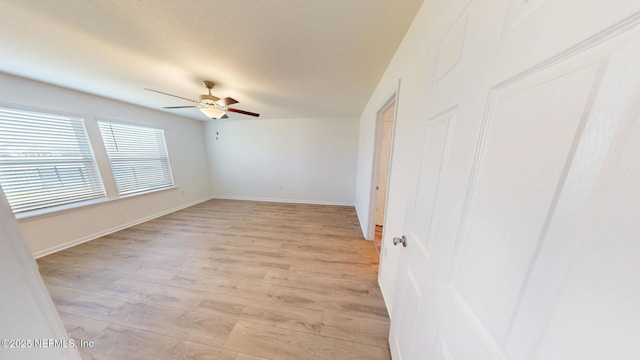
[200,81,220,104]
[199,94,220,104]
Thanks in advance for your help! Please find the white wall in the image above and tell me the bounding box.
[0,72,212,256]
[355,8,436,237]
[354,1,442,306]
[205,117,359,206]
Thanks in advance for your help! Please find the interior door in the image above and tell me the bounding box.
[389,0,640,359]
[0,187,80,359]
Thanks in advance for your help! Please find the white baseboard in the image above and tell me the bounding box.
[379,276,393,320]
[211,195,354,207]
[355,204,371,240]
[33,196,213,259]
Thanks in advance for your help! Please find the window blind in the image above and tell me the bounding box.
[98,121,174,196]
[0,106,105,213]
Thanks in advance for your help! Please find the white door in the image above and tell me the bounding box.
[389,1,640,359]
[0,187,80,359]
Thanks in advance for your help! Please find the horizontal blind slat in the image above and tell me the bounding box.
[98,121,174,196]
[0,106,106,213]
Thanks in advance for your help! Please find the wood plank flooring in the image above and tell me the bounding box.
[37,199,390,360]
[373,225,383,258]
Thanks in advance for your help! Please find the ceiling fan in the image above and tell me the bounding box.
[145,80,260,119]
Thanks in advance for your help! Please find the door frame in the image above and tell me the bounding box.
[366,80,401,240]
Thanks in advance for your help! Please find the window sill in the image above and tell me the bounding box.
[118,186,177,200]
[15,198,111,221]
[15,186,177,222]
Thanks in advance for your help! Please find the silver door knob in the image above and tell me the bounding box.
[393,235,407,247]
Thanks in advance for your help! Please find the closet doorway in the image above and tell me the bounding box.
[371,98,396,258]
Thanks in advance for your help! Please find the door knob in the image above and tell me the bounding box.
[393,235,407,247]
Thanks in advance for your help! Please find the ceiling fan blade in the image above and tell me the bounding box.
[227,108,260,117]
[216,97,239,106]
[144,88,199,103]
[163,106,199,109]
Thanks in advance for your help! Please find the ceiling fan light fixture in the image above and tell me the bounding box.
[199,106,226,119]
[145,81,259,119]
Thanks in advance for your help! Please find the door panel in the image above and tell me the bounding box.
[453,62,601,341]
[409,110,454,252]
[390,108,457,360]
[536,113,640,359]
[507,35,640,360]
[388,0,640,358]
[390,269,422,359]
[435,12,469,82]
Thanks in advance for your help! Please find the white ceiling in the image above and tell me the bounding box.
[0,0,423,121]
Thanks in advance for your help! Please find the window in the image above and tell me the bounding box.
[98,121,174,196]
[0,106,105,213]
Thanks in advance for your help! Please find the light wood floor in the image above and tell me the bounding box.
[373,225,383,258]
[37,199,390,360]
